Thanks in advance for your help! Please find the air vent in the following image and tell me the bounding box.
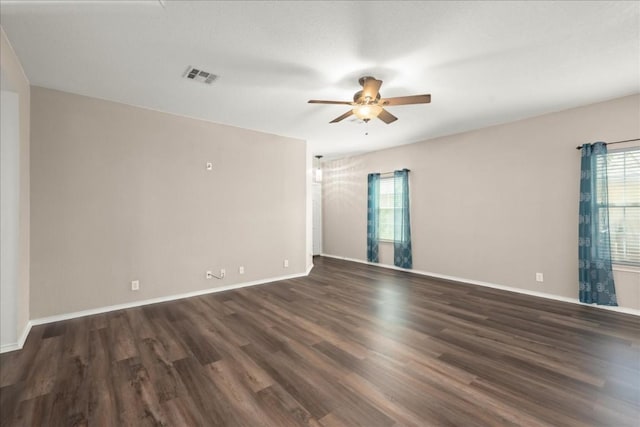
[183,66,218,85]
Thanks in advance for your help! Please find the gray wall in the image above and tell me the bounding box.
[0,27,30,347]
[30,87,307,318]
[323,94,640,310]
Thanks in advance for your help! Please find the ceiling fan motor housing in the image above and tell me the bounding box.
[353,90,381,104]
[358,76,376,86]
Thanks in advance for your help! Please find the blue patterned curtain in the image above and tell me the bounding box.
[579,142,617,306]
[394,169,412,269]
[367,173,380,263]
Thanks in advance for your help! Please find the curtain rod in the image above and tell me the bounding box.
[379,169,411,176]
[575,138,640,150]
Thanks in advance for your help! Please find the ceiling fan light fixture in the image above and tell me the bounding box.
[353,104,382,121]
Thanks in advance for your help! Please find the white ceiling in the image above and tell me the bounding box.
[1,1,639,158]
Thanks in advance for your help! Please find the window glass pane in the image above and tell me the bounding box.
[609,206,640,264]
[379,178,394,208]
[379,208,394,240]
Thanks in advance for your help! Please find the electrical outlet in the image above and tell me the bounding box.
[283,259,289,268]
[206,271,213,279]
[536,272,544,282]
[239,266,245,274]
[220,269,226,278]
[131,280,140,291]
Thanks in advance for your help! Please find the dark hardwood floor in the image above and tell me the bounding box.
[1,256,639,426]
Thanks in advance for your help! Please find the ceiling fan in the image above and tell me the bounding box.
[308,76,431,124]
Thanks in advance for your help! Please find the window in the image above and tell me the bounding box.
[379,177,394,241]
[378,176,407,241]
[598,147,640,266]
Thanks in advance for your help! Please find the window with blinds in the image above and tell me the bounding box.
[597,147,640,266]
[379,177,395,241]
[378,175,407,242]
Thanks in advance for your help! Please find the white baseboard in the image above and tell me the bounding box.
[0,320,33,354]
[0,343,20,353]
[321,253,640,317]
[1,268,313,354]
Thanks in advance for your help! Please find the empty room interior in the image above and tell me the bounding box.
[1,1,639,426]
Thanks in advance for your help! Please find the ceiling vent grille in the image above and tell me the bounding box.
[183,66,218,85]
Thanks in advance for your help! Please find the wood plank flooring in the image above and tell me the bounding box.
[1,256,639,426]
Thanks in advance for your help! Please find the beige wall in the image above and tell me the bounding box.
[0,27,30,343]
[30,87,306,318]
[323,94,640,310]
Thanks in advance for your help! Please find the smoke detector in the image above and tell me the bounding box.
[183,66,218,85]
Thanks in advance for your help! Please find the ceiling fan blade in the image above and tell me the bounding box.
[377,108,398,124]
[308,100,353,105]
[380,94,431,106]
[330,110,354,123]
[361,78,382,101]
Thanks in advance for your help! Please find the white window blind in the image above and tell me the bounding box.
[379,177,394,241]
[598,147,640,266]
